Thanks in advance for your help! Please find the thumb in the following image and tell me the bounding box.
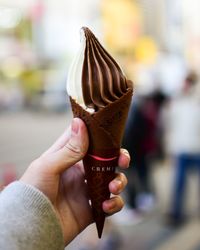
[44,118,89,174]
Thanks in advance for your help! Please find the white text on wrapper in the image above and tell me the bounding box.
[91,166,115,172]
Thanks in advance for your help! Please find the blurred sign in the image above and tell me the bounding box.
[135,36,157,64]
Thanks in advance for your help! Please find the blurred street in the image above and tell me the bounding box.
[0,110,71,178]
[0,111,199,250]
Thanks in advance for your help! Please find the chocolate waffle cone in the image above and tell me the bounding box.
[70,87,133,238]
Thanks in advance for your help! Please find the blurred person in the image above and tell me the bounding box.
[123,89,167,215]
[150,89,169,160]
[0,118,130,249]
[164,72,200,226]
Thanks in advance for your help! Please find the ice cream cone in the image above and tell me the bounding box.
[70,87,133,238]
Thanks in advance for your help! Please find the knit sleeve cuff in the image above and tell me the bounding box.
[0,181,64,250]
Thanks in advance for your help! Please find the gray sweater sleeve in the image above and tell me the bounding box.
[0,181,64,250]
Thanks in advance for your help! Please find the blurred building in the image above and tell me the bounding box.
[0,0,102,111]
[1,0,200,110]
[182,0,200,71]
[136,0,167,48]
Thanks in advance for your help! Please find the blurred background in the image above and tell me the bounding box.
[0,0,200,249]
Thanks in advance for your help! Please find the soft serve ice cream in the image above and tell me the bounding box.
[67,27,133,238]
[67,27,131,113]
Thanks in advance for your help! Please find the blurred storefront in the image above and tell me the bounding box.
[1,0,200,111]
[0,0,101,111]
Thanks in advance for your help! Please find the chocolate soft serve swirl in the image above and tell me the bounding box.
[67,27,132,112]
[82,27,129,111]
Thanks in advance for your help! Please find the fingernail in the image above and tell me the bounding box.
[107,200,115,210]
[122,149,129,156]
[114,179,122,191]
[71,119,79,135]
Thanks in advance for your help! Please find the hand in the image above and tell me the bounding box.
[20,118,130,245]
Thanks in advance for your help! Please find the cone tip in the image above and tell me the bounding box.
[96,217,105,238]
